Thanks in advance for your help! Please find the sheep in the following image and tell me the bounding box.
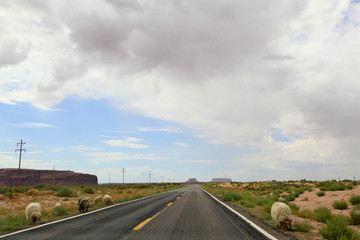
[271,202,292,230]
[92,195,103,204]
[25,203,42,223]
[78,197,90,213]
[54,202,62,208]
[103,194,113,205]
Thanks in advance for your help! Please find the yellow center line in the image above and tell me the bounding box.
[133,218,152,231]
[133,198,179,231]
[176,197,180,200]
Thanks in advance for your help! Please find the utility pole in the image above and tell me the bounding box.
[162,176,164,183]
[109,174,111,184]
[122,167,126,184]
[15,139,26,186]
[53,166,55,186]
[149,172,151,184]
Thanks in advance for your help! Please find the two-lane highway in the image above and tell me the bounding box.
[126,185,270,240]
[1,185,275,240]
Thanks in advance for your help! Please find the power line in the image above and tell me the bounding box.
[15,139,26,186]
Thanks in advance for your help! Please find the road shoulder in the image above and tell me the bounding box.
[203,189,299,240]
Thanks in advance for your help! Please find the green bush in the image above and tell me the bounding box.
[283,193,296,202]
[319,215,360,240]
[332,200,348,210]
[0,215,28,231]
[314,206,333,223]
[223,191,241,202]
[350,206,360,225]
[83,187,95,194]
[294,222,313,232]
[317,191,325,197]
[296,209,315,219]
[56,187,77,197]
[52,206,67,216]
[262,201,274,213]
[350,196,360,205]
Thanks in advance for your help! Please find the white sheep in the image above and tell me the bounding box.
[78,197,90,213]
[271,202,292,229]
[54,202,62,208]
[92,195,103,204]
[25,203,42,223]
[103,194,113,205]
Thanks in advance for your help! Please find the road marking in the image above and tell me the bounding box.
[132,194,181,232]
[203,189,278,240]
[133,218,152,231]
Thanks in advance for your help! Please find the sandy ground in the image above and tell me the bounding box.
[293,185,360,216]
[217,182,360,239]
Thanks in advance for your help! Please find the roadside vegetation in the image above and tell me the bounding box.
[0,183,185,234]
[202,179,360,239]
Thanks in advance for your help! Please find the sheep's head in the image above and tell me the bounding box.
[280,219,292,230]
[31,212,41,223]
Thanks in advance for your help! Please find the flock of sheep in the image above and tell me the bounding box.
[25,194,114,223]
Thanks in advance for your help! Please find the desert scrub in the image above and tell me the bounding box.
[332,200,348,210]
[319,215,360,240]
[350,205,360,225]
[83,187,95,194]
[296,209,315,219]
[317,191,325,197]
[350,195,360,205]
[0,215,28,232]
[294,221,313,232]
[223,191,241,202]
[56,187,77,197]
[314,206,333,223]
[52,206,68,217]
[282,193,296,202]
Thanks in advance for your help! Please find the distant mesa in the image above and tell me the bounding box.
[0,168,98,187]
[210,178,232,183]
[184,178,199,184]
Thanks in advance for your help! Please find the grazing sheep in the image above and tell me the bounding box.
[271,202,292,230]
[25,203,42,223]
[92,195,103,204]
[54,202,62,208]
[78,197,90,213]
[103,194,113,205]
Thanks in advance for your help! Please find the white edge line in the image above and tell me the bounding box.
[203,189,278,240]
[0,189,179,239]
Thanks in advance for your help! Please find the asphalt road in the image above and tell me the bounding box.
[0,189,184,240]
[125,185,270,240]
[1,185,274,240]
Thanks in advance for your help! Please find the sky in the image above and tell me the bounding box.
[0,0,359,183]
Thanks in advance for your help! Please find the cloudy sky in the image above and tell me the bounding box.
[0,0,359,183]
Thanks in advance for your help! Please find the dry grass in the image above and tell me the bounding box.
[0,183,184,234]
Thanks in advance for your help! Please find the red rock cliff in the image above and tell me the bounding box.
[0,168,98,186]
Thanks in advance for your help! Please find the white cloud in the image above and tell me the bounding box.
[104,137,148,149]
[137,126,183,133]
[10,122,55,128]
[178,159,216,164]
[173,142,189,148]
[0,0,359,179]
